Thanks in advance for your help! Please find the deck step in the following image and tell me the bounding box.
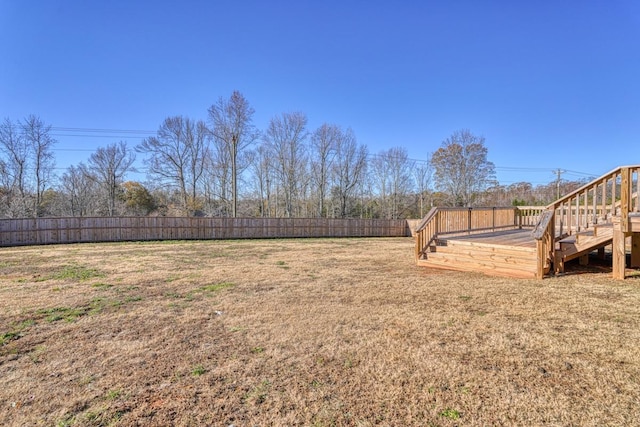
[421,237,538,278]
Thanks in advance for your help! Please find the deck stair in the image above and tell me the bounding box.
[415,165,640,279]
[556,224,613,266]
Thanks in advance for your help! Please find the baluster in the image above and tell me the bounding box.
[592,183,598,225]
[602,178,607,221]
[575,196,580,232]
[636,168,640,212]
[612,173,617,217]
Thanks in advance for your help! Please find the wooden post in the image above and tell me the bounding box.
[579,254,589,266]
[620,167,630,233]
[493,207,496,231]
[631,233,640,268]
[612,224,627,279]
[536,238,545,279]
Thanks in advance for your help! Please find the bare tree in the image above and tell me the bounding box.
[208,91,259,217]
[431,129,496,207]
[413,159,433,217]
[263,112,309,217]
[250,144,275,217]
[21,115,56,216]
[0,118,30,216]
[59,164,99,216]
[84,141,136,216]
[310,124,339,217]
[186,121,209,214]
[331,129,367,218]
[203,139,231,216]
[137,116,209,215]
[370,147,414,219]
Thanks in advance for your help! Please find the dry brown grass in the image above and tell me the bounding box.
[1,237,639,426]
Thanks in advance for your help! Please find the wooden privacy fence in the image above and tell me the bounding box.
[0,217,411,247]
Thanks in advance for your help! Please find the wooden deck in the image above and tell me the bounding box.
[416,225,624,279]
[444,228,537,248]
[417,229,539,278]
[415,164,640,279]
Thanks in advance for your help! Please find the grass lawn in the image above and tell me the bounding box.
[1,237,639,426]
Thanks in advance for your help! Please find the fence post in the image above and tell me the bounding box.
[492,207,496,231]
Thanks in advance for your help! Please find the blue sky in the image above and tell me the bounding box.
[1,0,639,186]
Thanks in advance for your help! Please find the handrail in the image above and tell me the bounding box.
[531,210,555,279]
[549,164,640,209]
[414,207,440,261]
[532,210,554,240]
[415,206,438,233]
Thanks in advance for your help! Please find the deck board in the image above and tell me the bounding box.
[442,229,536,248]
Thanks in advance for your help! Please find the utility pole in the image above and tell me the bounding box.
[553,169,565,200]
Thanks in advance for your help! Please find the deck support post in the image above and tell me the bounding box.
[536,239,545,279]
[631,233,640,268]
[554,248,564,274]
[579,254,589,266]
[612,226,629,279]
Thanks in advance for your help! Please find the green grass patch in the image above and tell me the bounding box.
[245,380,271,404]
[55,415,75,427]
[0,319,35,346]
[191,365,207,376]
[38,306,87,323]
[106,389,122,400]
[50,264,105,281]
[199,282,234,293]
[0,331,20,346]
[440,408,461,420]
[0,261,16,268]
[91,282,114,289]
[35,296,136,323]
[275,260,290,270]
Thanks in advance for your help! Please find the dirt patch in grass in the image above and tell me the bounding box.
[1,238,639,426]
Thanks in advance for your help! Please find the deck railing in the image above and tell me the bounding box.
[532,165,640,276]
[414,206,538,261]
[549,165,640,237]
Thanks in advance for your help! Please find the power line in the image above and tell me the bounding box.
[46,126,600,179]
[50,127,156,134]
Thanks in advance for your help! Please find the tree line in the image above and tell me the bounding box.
[1,92,590,219]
